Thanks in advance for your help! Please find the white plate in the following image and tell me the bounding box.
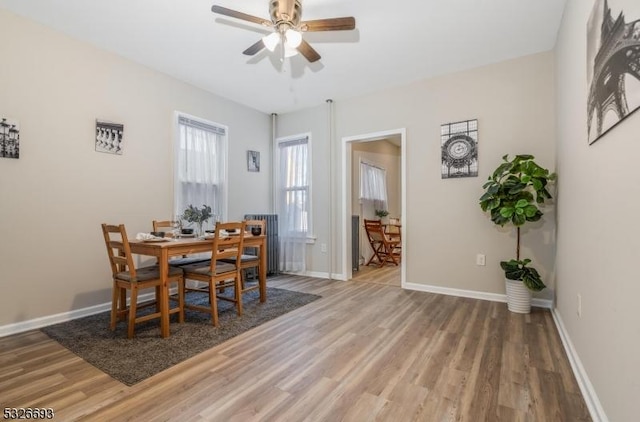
[180,233,196,238]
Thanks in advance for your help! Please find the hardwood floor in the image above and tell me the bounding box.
[0,275,591,421]
[351,263,401,287]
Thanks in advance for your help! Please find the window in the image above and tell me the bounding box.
[360,161,388,211]
[277,134,311,272]
[174,113,227,226]
[277,134,311,235]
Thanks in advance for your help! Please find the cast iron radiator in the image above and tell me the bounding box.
[352,215,360,271]
[244,214,279,275]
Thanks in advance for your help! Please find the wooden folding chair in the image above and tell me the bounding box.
[364,219,401,267]
[384,217,402,244]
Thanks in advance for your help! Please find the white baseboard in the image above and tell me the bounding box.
[286,274,553,308]
[551,309,608,422]
[402,282,553,309]
[0,291,157,338]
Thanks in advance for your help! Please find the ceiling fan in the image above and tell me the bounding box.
[211,0,356,63]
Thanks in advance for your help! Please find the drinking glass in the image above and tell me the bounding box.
[172,216,182,239]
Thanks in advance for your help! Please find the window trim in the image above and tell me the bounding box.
[274,132,314,240]
[173,111,229,221]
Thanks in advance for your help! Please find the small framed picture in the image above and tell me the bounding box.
[247,150,260,172]
[0,117,20,159]
[95,120,124,155]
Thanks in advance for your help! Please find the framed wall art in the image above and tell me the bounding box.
[0,117,20,159]
[247,150,260,172]
[587,0,640,144]
[95,120,124,155]
[441,119,478,179]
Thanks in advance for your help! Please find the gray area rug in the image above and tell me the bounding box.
[41,286,320,386]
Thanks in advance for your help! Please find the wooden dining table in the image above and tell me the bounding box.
[128,233,267,338]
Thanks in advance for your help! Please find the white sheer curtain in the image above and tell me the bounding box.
[175,115,226,229]
[360,161,388,211]
[278,136,309,272]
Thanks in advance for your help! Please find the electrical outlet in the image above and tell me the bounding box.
[476,254,486,266]
[577,293,582,318]
[321,243,327,253]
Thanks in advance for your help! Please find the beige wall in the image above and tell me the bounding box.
[0,10,271,326]
[555,0,640,420]
[279,52,556,298]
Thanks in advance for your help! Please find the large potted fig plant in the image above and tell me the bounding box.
[479,154,556,313]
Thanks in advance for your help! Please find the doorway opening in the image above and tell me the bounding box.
[341,128,406,287]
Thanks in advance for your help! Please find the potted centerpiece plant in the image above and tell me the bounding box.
[181,204,213,236]
[479,154,556,313]
[375,209,389,221]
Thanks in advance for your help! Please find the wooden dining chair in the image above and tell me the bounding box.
[152,219,177,237]
[179,221,246,327]
[152,219,210,266]
[219,219,265,293]
[363,219,401,267]
[101,223,184,338]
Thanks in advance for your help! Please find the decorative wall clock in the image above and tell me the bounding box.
[441,119,478,179]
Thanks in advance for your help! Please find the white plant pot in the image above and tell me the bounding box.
[505,278,532,314]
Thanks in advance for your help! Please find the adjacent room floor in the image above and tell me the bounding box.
[351,262,401,287]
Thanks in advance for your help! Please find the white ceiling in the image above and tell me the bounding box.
[0,0,567,114]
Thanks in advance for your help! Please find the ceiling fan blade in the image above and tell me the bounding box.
[211,5,272,27]
[243,39,266,56]
[297,39,321,63]
[300,17,356,32]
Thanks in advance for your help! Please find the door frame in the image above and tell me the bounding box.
[341,128,406,286]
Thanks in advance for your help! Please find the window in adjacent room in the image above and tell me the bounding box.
[360,161,388,211]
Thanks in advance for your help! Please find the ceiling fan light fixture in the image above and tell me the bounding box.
[284,28,302,48]
[211,2,356,63]
[262,32,280,52]
[284,44,299,58]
